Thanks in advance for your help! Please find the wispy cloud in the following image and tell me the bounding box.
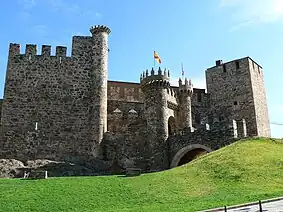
[32,25,49,37]
[220,0,283,30]
[17,11,32,22]
[17,0,37,22]
[45,0,102,20]
[18,0,37,10]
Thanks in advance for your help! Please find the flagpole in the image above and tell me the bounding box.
[182,62,184,80]
[153,50,156,69]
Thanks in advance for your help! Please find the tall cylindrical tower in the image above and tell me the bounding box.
[178,78,193,131]
[89,25,111,150]
[140,67,170,170]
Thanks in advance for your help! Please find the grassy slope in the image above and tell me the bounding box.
[1,138,283,212]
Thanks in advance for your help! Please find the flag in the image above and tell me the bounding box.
[154,51,161,64]
[182,63,184,76]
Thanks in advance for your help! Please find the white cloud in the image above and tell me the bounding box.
[220,0,283,30]
[45,0,102,20]
[17,11,32,22]
[32,25,49,37]
[18,0,37,10]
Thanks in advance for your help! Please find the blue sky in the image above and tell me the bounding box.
[0,0,282,137]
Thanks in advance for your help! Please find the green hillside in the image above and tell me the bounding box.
[1,138,283,212]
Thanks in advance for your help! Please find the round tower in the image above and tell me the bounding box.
[178,78,193,131]
[140,67,170,140]
[89,25,111,148]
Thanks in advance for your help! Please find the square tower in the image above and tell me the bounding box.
[205,57,271,137]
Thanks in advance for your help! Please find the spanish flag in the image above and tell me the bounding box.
[154,51,161,64]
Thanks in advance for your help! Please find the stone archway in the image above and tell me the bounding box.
[170,144,213,168]
[168,116,176,136]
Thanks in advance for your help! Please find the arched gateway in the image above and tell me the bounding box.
[170,144,213,168]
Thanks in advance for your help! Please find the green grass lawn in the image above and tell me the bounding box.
[1,138,283,212]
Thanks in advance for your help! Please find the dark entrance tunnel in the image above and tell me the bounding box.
[177,148,208,166]
[170,144,213,168]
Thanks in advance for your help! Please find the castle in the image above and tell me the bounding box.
[0,25,271,174]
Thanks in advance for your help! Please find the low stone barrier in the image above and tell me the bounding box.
[24,170,48,179]
[125,168,141,177]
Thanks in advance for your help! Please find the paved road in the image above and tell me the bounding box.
[224,199,283,212]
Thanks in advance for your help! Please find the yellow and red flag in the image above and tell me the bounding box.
[154,51,161,64]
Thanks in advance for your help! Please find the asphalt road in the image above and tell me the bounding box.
[224,199,283,212]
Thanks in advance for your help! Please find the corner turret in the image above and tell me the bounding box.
[140,67,170,90]
[178,78,193,131]
[140,67,171,171]
[90,25,111,35]
[89,25,111,154]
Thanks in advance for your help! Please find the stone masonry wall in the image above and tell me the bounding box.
[107,80,209,131]
[102,120,243,173]
[167,120,241,168]
[0,28,110,161]
[108,81,143,102]
[0,99,2,122]
[206,57,259,136]
[107,100,144,133]
[248,59,271,137]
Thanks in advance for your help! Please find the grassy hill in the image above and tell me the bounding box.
[1,138,283,212]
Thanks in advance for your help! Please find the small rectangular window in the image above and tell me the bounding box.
[234,101,238,106]
[223,64,227,72]
[235,61,240,69]
[195,114,201,124]
[197,92,202,102]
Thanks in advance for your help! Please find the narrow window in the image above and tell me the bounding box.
[35,122,38,130]
[59,56,62,64]
[235,61,240,69]
[234,101,238,106]
[223,64,227,73]
[197,92,202,102]
[195,113,201,124]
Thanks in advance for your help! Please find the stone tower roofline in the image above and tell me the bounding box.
[140,67,170,87]
[206,56,262,71]
[178,77,193,94]
[90,25,111,35]
[8,43,70,57]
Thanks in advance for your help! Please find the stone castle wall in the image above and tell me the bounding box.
[101,119,245,173]
[107,81,209,130]
[0,99,2,122]
[205,57,270,137]
[248,59,271,137]
[0,26,111,162]
[0,25,271,174]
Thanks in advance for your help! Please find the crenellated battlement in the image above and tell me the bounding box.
[90,25,111,35]
[0,25,270,175]
[178,77,193,94]
[167,87,177,97]
[178,118,247,138]
[8,43,69,58]
[140,67,170,89]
